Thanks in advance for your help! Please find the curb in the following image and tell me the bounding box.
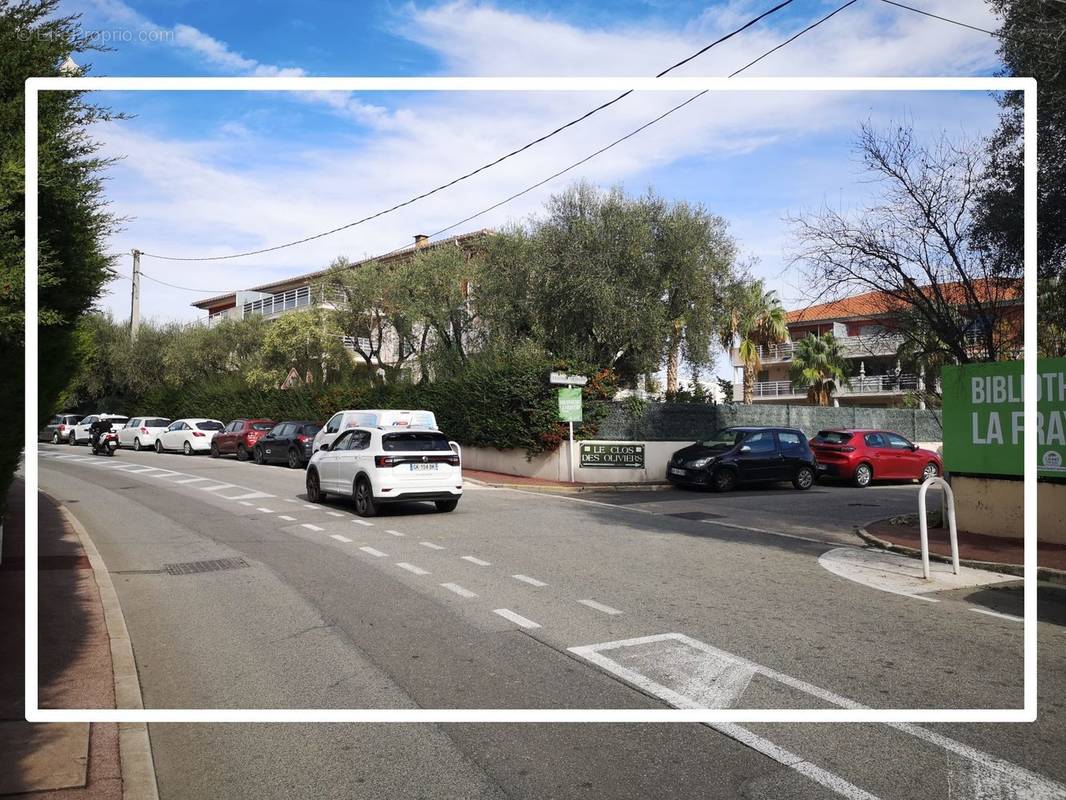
[465,477,673,493]
[855,526,1066,587]
[54,500,160,800]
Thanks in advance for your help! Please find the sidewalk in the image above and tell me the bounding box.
[463,468,670,492]
[0,479,137,799]
[859,513,1066,583]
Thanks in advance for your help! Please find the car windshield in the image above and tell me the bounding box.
[144,418,169,427]
[698,429,745,449]
[813,431,852,445]
[110,417,129,425]
[196,421,224,431]
[251,422,274,431]
[382,432,452,452]
[301,424,321,436]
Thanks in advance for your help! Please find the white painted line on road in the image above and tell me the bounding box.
[359,547,387,558]
[578,599,623,616]
[301,524,324,532]
[493,609,541,629]
[512,574,548,587]
[330,534,353,543]
[173,477,209,484]
[148,470,184,478]
[327,511,345,517]
[256,507,274,513]
[303,504,317,509]
[970,608,1023,622]
[352,519,374,527]
[200,483,237,493]
[461,556,491,566]
[121,465,161,474]
[396,562,430,576]
[385,529,405,537]
[570,633,1063,799]
[440,583,477,598]
[284,498,297,503]
[419,541,445,550]
[223,490,275,501]
[278,515,296,522]
[239,501,253,506]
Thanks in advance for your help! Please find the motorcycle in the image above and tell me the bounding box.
[90,431,119,456]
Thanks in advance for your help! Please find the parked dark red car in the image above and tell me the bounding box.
[210,419,276,461]
[810,429,942,487]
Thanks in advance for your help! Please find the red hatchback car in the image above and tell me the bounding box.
[810,429,942,487]
[211,418,276,461]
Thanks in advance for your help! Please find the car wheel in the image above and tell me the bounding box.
[68,433,76,445]
[133,437,142,452]
[306,469,325,503]
[52,431,60,444]
[254,446,265,465]
[210,442,220,458]
[353,477,378,517]
[287,448,301,469]
[237,444,249,462]
[155,440,164,454]
[854,462,873,488]
[183,441,193,456]
[793,465,815,490]
[711,468,736,493]
[435,499,459,513]
[922,462,939,482]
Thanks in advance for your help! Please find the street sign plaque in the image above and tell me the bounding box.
[580,442,645,469]
[558,387,583,422]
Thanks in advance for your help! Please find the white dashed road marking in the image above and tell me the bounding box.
[200,483,237,493]
[512,574,548,587]
[970,608,1023,622]
[578,599,623,616]
[284,499,297,503]
[173,477,209,484]
[239,502,253,507]
[396,562,430,576]
[385,530,405,537]
[330,534,353,543]
[301,524,324,532]
[278,515,296,522]
[327,511,345,517]
[360,547,387,558]
[352,519,374,527]
[256,507,274,513]
[440,583,477,598]
[419,541,445,550]
[493,609,541,629]
[222,490,275,501]
[461,556,491,566]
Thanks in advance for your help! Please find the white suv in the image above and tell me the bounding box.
[305,427,461,516]
[313,409,438,453]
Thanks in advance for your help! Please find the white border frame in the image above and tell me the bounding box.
[24,76,1037,724]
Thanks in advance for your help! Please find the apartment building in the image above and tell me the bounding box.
[729,281,1023,407]
[190,230,489,366]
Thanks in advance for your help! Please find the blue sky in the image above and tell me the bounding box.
[60,0,1007,378]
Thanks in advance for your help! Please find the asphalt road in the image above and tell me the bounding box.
[35,444,1066,800]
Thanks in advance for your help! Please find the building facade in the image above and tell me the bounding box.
[729,283,1023,407]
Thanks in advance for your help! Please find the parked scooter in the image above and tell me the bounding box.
[89,420,119,456]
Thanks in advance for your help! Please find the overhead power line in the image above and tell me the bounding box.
[140,270,232,293]
[140,0,857,296]
[878,0,1052,51]
[139,0,795,263]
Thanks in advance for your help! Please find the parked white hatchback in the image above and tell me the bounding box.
[69,414,129,445]
[117,416,171,451]
[305,427,461,516]
[312,409,438,453]
[155,418,224,455]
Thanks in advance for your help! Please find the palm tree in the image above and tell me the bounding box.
[789,333,849,406]
[718,281,789,404]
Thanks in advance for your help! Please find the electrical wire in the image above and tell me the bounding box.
[140,270,232,293]
[878,0,1051,51]
[139,0,795,263]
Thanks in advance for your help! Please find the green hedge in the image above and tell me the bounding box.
[133,355,614,457]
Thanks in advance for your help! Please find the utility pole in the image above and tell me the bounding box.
[130,249,141,339]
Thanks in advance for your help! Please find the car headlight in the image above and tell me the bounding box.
[688,456,714,469]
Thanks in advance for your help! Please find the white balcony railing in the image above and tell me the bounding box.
[731,334,905,366]
[737,373,920,401]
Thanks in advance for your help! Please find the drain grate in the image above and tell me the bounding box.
[667,511,724,521]
[164,557,249,576]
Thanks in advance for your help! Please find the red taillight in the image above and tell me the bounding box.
[375,455,395,468]
[140,427,149,434]
[296,434,310,442]
[192,431,205,437]
[57,425,65,431]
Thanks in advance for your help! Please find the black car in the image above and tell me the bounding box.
[253,421,321,468]
[666,426,818,492]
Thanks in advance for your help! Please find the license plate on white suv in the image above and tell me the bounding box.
[410,463,439,472]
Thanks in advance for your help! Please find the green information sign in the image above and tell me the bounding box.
[580,442,645,469]
[557,387,583,422]
[942,358,1066,478]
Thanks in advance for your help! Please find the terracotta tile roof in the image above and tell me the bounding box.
[786,279,1022,324]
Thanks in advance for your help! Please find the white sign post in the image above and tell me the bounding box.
[550,373,588,483]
